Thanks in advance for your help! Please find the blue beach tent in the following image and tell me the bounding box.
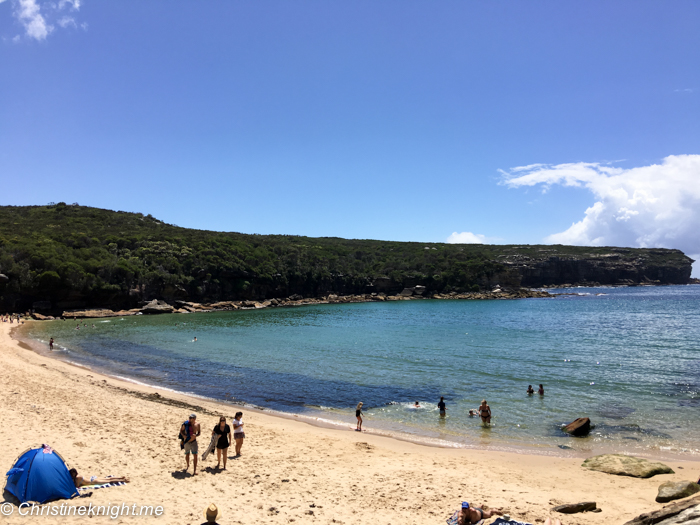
[4,445,78,504]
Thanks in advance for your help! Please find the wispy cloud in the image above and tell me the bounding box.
[10,0,84,41]
[503,155,700,275]
[57,15,75,28]
[674,88,694,93]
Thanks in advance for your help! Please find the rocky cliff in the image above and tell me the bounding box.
[496,247,692,287]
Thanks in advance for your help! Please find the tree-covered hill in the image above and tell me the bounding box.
[0,204,693,313]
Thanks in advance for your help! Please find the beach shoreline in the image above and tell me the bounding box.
[16,314,700,464]
[2,321,699,524]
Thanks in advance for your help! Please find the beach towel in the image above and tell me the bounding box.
[77,481,127,493]
[201,434,218,461]
[489,518,532,525]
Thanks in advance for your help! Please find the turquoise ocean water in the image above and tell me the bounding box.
[23,286,700,458]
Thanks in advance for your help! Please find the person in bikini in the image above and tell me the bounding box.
[478,399,491,424]
[457,502,503,524]
[69,469,129,487]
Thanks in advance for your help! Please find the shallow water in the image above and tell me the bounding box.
[24,286,700,457]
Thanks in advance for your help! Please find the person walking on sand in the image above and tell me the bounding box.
[478,400,492,424]
[232,411,245,456]
[49,338,54,351]
[538,384,545,395]
[180,413,201,475]
[356,402,363,431]
[212,416,232,470]
[438,396,447,417]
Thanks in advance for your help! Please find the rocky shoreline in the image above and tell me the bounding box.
[30,286,553,320]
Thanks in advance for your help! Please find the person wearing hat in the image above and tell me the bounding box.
[201,504,221,524]
[180,413,201,475]
[455,501,503,524]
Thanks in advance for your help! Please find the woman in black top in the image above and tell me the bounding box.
[212,417,232,470]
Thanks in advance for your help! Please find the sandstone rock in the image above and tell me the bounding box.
[564,417,591,437]
[140,300,174,314]
[552,502,597,514]
[399,288,414,297]
[31,313,54,320]
[656,481,700,503]
[0,273,8,283]
[623,494,700,525]
[61,308,118,318]
[582,454,674,478]
[413,285,426,296]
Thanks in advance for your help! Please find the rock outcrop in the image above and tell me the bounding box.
[552,502,597,514]
[623,494,700,525]
[62,308,124,318]
[563,417,591,437]
[140,300,175,314]
[582,454,674,478]
[656,481,700,503]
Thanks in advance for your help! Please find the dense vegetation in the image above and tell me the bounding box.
[0,204,693,313]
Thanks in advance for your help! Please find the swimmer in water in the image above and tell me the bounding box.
[538,384,545,395]
[194,337,197,342]
[526,385,535,395]
[468,409,476,417]
[413,401,421,408]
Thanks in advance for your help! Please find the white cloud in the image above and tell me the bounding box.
[57,15,75,28]
[447,231,489,244]
[14,0,52,40]
[503,155,700,276]
[58,0,80,9]
[10,0,83,41]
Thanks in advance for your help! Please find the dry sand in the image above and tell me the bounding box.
[1,321,698,525]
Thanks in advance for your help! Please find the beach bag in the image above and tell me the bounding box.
[178,420,189,449]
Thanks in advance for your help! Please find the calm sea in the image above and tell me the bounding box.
[23,286,700,458]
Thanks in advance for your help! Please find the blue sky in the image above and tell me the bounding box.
[1,1,699,272]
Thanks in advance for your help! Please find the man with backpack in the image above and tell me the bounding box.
[180,413,201,475]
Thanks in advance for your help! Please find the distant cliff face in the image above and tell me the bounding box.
[497,248,693,287]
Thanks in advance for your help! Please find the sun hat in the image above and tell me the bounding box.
[204,504,220,522]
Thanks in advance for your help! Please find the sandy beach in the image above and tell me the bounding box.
[2,321,698,525]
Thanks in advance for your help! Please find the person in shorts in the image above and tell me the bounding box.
[180,413,201,475]
[233,411,245,456]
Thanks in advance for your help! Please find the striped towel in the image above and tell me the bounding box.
[77,479,127,492]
